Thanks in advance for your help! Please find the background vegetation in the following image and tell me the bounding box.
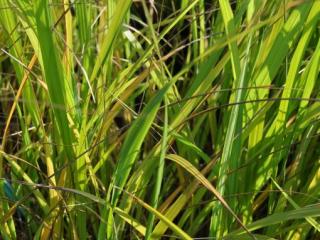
[0,0,320,239]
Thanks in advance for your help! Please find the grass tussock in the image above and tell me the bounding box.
[0,0,320,239]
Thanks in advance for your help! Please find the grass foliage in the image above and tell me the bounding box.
[0,0,320,239]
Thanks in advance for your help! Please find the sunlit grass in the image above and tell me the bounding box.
[0,0,320,239]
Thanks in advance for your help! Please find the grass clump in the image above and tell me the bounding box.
[0,0,320,239]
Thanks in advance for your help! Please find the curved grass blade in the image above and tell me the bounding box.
[271,178,320,232]
[118,187,192,240]
[97,83,171,239]
[166,154,255,239]
[228,204,320,237]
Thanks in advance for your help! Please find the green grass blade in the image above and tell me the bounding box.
[90,0,132,83]
[271,178,320,232]
[213,0,253,232]
[166,154,254,238]
[98,83,171,239]
[145,98,168,239]
[33,0,75,159]
[229,204,320,236]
